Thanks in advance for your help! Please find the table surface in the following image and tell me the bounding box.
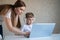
[3,34,60,40]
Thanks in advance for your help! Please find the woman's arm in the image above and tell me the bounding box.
[3,16,26,35]
[13,15,18,27]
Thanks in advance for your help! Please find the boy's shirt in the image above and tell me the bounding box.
[21,24,32,32]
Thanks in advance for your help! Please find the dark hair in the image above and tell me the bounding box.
[13,0,26,8]
[25,12,34,18]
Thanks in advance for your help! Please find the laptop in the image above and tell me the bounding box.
[30,23,56,38]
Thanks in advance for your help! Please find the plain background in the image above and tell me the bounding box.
[0,0,60,36]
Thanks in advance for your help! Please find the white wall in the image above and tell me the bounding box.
[0,0,60,36]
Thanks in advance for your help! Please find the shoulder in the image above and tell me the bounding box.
[5,9,11,18]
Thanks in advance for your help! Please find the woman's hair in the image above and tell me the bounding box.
[0,0,26,28]
[11,0,26,28]
[13,0,26,8]
[25,12,34,18]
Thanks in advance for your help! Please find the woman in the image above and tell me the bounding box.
[0,0,29,37]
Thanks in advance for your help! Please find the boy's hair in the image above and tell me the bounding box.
[25,12,34,18]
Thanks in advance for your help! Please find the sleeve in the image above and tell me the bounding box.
[5,9,11,19]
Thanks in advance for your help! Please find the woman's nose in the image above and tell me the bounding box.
[20,10,23,13]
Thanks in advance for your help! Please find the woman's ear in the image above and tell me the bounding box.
[14,8,17,11]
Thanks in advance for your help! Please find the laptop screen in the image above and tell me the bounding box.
[30,23,56,38]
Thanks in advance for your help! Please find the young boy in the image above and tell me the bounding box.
[21,12,35,38]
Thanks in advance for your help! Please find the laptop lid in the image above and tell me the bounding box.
[30,23,56,38]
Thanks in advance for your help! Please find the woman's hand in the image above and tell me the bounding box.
[24,32,30,38]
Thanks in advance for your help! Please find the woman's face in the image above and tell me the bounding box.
[14,7,25,15]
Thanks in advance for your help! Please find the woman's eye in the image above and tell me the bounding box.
[20,9,24,11]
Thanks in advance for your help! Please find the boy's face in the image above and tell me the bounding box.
[26,17,34,25]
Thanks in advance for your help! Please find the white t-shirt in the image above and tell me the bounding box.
[2,9,14,37]
[0,9,11,25]
[21,24,32,32]
[5,9,11,19]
